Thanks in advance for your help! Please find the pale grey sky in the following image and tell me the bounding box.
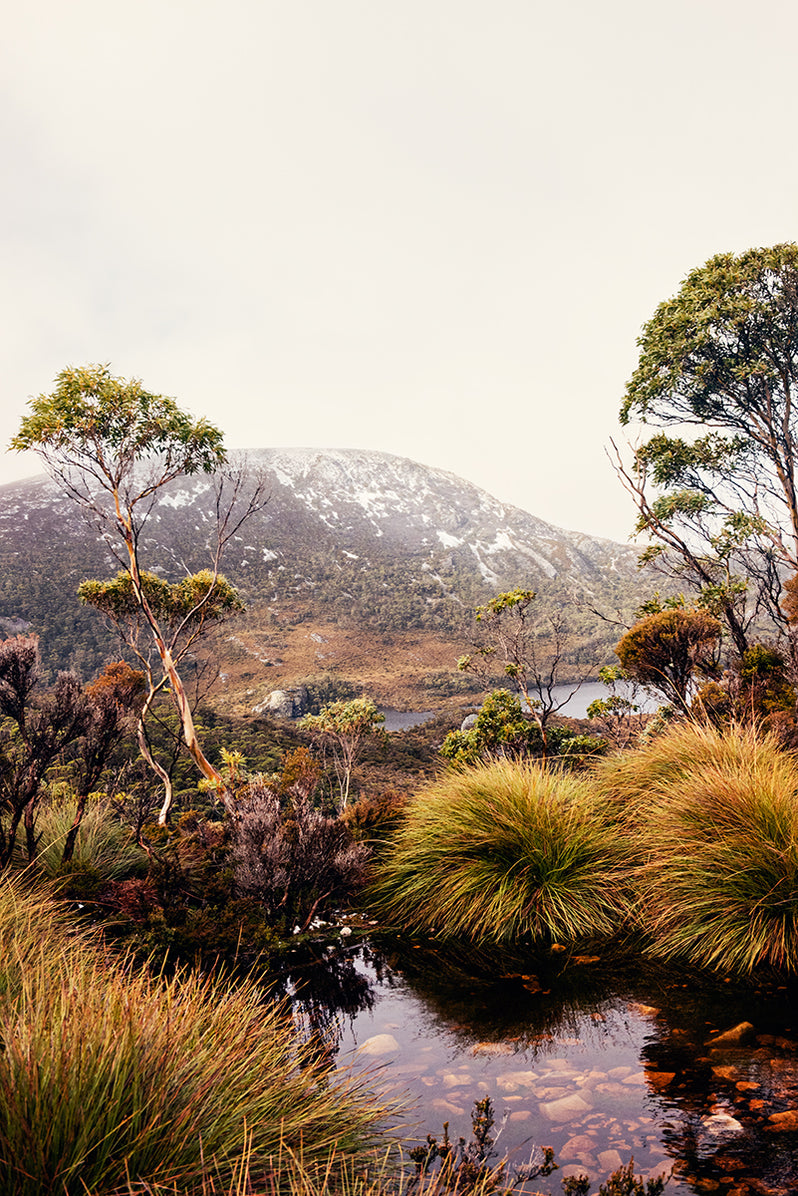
[2,1,796,541]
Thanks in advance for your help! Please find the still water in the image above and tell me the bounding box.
[380,683,656,731]
[285,939,798,1195]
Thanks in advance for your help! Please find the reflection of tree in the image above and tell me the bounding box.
[270,943,377,1062]
[373,938,798,1190]
[255,935,798,1189]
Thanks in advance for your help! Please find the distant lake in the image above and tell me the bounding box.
[550,680,658,720]
[380,683,656,732]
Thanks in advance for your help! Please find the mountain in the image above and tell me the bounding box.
[0,448,645,707]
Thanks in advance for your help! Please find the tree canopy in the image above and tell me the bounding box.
[617,244,798,654]
[615,608,722,713]
[12,364,226,506]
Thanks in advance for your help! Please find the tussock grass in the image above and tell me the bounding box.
[367,759,634,944]
[591,722,798,973]
[0,875,386,1196]
[33,793,147,880]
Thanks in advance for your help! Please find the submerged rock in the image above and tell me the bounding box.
[540,1092,593,1122]
[707,1022,755,1047]
[768,1109,798,1131]
[357,1033,399,1056]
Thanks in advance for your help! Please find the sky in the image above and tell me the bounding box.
[2,0,797,543]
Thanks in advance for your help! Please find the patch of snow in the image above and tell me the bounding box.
[483,530,515,554]
[437,530,463,549]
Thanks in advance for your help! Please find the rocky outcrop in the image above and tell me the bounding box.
[252,686,309,719]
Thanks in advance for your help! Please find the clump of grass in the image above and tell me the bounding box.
[366,759,634,945]
[592,722,798,973]
[33,792,147,881]
[0,874,387,1195]
[588,718,773,825]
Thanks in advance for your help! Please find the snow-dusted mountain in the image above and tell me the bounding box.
[0,448,643,676]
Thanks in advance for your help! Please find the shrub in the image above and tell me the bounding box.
[0,873,385,1195]
[367,759,633,944]
[591,722,798,972]
[231,779,370,930]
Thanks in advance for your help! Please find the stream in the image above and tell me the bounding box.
[283,937,798,1196]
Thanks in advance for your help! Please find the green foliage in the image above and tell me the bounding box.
[442,691,606,768]
[79,570,244,627]
[562,1160,666,1196]
[441,691,541,765]
[303,675,360,713]
[408,1096,557,1196]
[423,670,484,697]
[591,721,798,973]
[33,792,147,883]
[367,759,634,944]
[301,698,386,808]
[12,363,225,478]
[736,642,796,717]
[0,872,384,1195]
[457,588,587,759]
[618,243,798,649]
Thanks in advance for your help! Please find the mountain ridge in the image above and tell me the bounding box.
[0,448,645,706]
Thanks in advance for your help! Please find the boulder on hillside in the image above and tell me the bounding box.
[252,686,309,719]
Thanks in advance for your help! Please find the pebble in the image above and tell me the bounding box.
[768,1109,798,1131]
[357,1034,399,1056]
[540,1092,593,1122]
[442,1072,473,1088]
[472,1041,514,1056]
[431,1098,465,1117]
[560,1134,596,1158]
[707,1022,755,1047]
[494,1070,540,1091]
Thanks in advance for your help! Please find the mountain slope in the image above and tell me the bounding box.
[0,448,644,701]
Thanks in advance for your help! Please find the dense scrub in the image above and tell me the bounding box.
[369,724,798,975]
[591,722,798,972]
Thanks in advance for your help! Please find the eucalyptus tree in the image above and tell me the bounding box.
[616,243,798,657]
[79,570,243,823]
[300,698,385,809]
[12,364,264,819]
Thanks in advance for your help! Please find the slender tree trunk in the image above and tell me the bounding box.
[114,505,238,821]
[61,794,88,864]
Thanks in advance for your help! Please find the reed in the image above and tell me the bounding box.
[0,874,386,1195]
[367,758,633,944]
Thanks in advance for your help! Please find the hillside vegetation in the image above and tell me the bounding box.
[0,449,646,695]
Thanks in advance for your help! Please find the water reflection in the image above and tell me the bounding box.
[284,938,798,1195]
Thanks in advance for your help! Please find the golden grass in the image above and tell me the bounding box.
[0,874,388,1195]
[367,758,634,945]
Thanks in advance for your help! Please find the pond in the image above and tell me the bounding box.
[282,937,798,1195]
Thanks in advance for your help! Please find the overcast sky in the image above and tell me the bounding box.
[2,1,796,542]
